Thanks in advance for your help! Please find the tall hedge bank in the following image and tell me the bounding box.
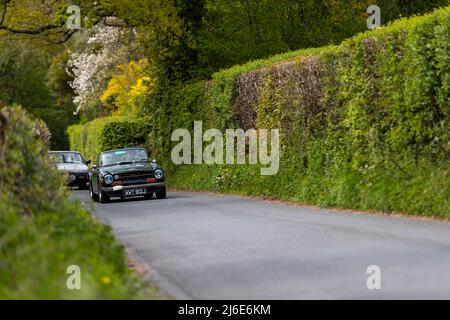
[68,116,153,163]
[69,7,450,217]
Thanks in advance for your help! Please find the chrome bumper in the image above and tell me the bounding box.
[102,182,166,192]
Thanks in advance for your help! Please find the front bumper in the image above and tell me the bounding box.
[101,182,166,197]
[67,172,89,187]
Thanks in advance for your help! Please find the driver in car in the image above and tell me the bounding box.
[124,150,141,162]
[103,154,113,165]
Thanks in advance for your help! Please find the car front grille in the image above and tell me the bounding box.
[67,172,88,185]
[116,171,154,179]
[116,171,154,185]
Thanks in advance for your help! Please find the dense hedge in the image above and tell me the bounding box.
[68,116,153,163]
[0,106,151,298]
[70,7,450,217]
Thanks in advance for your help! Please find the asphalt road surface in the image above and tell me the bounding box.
[72,190,450,299]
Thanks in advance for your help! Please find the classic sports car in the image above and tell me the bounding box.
[89,147,166,203]
[49,151,91,189]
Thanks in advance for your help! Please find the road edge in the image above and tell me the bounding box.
[169,188,450,225]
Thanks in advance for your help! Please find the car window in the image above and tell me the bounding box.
[100,149,148,166]
[50,153,84,164]
[50,153,64,163]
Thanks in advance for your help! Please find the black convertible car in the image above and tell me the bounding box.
[89,147,166,203]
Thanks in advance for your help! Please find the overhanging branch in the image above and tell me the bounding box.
[0,23,62,34]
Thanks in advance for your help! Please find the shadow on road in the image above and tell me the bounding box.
[75,190,189,204]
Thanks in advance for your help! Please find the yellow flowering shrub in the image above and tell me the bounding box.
[100,59,156,116]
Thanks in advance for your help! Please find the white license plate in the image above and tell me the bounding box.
[124,189,146,196]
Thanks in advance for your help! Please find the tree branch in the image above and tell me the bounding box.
[0,0,116,43]
[0,22,63,35]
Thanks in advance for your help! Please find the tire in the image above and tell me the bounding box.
[155,187,166,199]
[89,181,99,202]
[144,192,154,200]
[79,183,89,190]
[98,182,110,203]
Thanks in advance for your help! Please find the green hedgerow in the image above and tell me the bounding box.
[69,6,450,217]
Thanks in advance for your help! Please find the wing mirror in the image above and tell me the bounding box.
[92,164,97,170]
[85,160,91,165]
[152,159,157,163]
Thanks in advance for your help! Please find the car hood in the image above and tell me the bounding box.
[101,162,159,175]
[56,163,89,173]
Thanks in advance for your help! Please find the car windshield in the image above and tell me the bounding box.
[50,152,84,164]
[101,149,149,166]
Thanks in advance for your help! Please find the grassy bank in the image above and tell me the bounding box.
[167,163,449,219]
[0,106,156,299]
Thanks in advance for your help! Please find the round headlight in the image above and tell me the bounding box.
[104,174,114,185]
[154,169,164,180]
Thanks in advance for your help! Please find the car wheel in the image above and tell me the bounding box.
[98,182,110,203]
[155,187,166,199]
[144,192,154,200]
[89,182,98,202]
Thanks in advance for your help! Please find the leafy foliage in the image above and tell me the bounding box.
[0,38,78,149]
[0,106,149,298]
[69,6,450,217]
[68,116,153,163]
[0,105,57,214]
[67,25,126,117]
[100,59,156,116]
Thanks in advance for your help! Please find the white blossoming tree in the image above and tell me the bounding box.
[67,25,126,115]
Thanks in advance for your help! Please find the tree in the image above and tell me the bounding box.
[100,58,156,116]
[0,38,78,149]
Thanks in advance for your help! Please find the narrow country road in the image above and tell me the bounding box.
[72,190,450,299]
